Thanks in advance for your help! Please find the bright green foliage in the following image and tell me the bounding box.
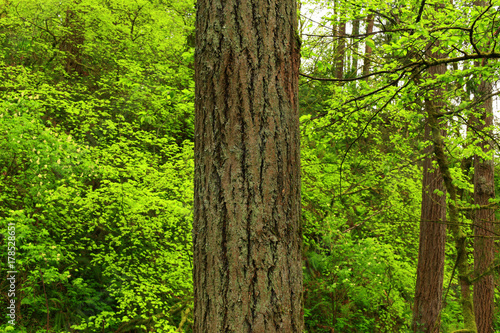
[304,235,415,332]
[299,0,500,331]
[300,82,424,331]
[0,77,194,332]
[0,0,195,331]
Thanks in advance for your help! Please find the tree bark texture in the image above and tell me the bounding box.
[193,1,303,332]
[413,61,447,333]
[423,79,477,331]
[473,80,495,333]
[428,105,477,333]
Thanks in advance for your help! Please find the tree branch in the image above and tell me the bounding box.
[415,0,426,24]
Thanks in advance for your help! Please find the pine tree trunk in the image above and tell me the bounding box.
[412,60,447,333]
[473,79,495,333]
[193,1,303,332]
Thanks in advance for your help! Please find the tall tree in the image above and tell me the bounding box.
[193,0,303,332]
[412,74,447,333]
[471,0,496,330]
[473,77,495,333]
[412,14,447,331]
[362,14,374,77]
[429,96,478,333]
[334,5,346,80]
[350,18,360,77]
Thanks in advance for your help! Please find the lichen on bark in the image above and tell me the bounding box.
[193,0,303,332]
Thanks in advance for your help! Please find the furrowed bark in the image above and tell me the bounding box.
[413,123,447,333]
[473,78,495,333]
[193,0,303,332]
[413,30,447,333]
[427,109,477,333]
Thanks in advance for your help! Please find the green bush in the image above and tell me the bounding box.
[0,90,194,332]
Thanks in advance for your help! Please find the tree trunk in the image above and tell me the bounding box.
[428,101,477,333]
[336,21,346,80]
[412,60,447,333]
[472,1,495,330]
[362,14,374,77]
[193,1,303,332]
[60,4,85,76]
[473,78,495,333]
[351,18,360,78]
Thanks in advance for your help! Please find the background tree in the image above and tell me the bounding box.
[362,14,374,77]
[413,10,447,332]
[471,4,496,332]
[473,70,495,333]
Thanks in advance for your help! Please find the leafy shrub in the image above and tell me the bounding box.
[304,233,415,332]
[0,90,194,332]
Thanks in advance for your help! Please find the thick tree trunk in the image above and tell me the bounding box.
[413,126,447,333]
[473,79,495,333]
[193,1,303,332]
[412,60,447,333]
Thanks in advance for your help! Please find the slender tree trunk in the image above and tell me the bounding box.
[362,14,374,77]
[60,3,85,76]
[193,1,303,332]
[336,21,346,80]
[473,78,495,333]
[428,105,477,333]
[351,18,360,77]
[412,60,447,333]
[471,1,495,330]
